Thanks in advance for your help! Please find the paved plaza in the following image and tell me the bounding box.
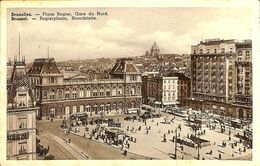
[63,112,252,160]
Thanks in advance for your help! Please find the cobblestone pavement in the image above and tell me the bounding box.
[37,119,150,160]
[69,113,252,160]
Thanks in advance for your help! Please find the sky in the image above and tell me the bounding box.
[7,8,252,62]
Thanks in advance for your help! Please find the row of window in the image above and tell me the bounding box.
[43,86,141,100]
[48,102,138,115]
[194,47,234,54]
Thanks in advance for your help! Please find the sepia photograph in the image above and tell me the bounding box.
[1,0,259,165]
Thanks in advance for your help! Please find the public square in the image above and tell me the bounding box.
[37,109,252,160]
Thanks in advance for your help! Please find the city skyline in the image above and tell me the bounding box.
[7,7,251,62]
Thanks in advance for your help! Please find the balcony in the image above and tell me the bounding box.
[235,95,252,104]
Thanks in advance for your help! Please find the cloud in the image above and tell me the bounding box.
[8,10,251,62]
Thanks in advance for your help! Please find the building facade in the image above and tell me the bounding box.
[7,57,38,160]
[142,75,178,108]
[188,39,252,120]
[170,73,191,107]
[27,58,142,119]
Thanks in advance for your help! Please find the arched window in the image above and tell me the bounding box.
[100,87,104,96]
[72,88,77,98]
[131,102,135,108]
[73,106,77,113]
[93,87,98,97]
[58,89,63,99]
[137,86,141,94]
[49,89,55,100]
[126,87,129,94]
[65,89,70,99]
[131,87,135,95]
[118,86,123,95]
[112,86,117,96]
[86,87,91,97]
[80,105,84,112]
[106,87,111,96]
[79,87,84,98]
[43,90,47,99]
[65,106,70,115]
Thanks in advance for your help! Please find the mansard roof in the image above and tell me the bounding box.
[27,58,62,75]
[109,58,141,75]
[8,62,34,106]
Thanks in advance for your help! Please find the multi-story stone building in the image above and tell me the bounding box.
[169,73,191,107]
[7,57,38,160]
[27,58,142,118]
[188,39,252,120]
[142,75,178,109]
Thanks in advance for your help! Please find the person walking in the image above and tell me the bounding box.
[219,153,222,160]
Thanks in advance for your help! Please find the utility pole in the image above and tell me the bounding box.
[47,45,50,59]
[174,128,177,159]
[197,142,200,160]
[18,34,21,62]
[117,118,119,146]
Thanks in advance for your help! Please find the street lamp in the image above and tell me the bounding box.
[197,142,201,160]
[174,125,181,159]
[117,118,119,146]
[174,128,178,159]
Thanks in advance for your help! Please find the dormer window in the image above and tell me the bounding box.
[16,87,29,108]
[17,93,27,107]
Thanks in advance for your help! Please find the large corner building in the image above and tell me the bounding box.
[188,39,252,120]
[7,57,38,160]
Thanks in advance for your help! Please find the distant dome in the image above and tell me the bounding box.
[150,42,160,57]
[151,42,159,50]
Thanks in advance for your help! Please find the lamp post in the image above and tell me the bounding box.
[117,118,119,146]
[174,128,178,159]
[197,142,201,160]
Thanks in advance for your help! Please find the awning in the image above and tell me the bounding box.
[154,101,161,104]
[163,102,176,105]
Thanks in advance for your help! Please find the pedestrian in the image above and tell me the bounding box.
[239,148,241,154]
[127,143,130,149]
[219,153,222,160]
[229,136,231,141]
[68,138,71,143]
